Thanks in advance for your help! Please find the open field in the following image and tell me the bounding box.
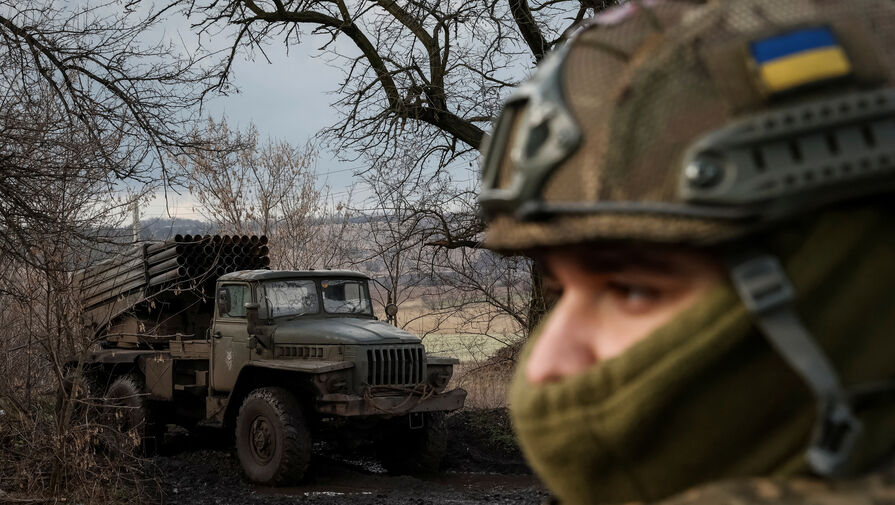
[423,333,508,362]
[386,292,523,408]
[384,289,523,360]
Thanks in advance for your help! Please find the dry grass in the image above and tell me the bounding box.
[451,360,515,409]
[0,379,161,504]
[450,342,521,409]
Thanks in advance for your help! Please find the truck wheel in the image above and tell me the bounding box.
[100,375,163,455]
[236,387,311,485]
[378,412,448,476]
[56,368,97,425]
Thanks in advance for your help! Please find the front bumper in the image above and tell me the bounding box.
[316,388,467,417]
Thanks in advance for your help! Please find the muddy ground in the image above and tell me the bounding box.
[154,409,549,505]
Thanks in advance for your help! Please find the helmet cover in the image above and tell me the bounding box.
[480,0,895,250]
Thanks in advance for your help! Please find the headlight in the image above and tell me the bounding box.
[315,370,352,395]
[427,365,453,392]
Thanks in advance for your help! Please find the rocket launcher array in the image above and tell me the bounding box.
[75,234,270,330]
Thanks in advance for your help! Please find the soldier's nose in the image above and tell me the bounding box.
[525,293,599,384]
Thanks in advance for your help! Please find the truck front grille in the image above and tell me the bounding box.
[366,345,424,386]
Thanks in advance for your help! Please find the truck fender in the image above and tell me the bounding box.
[64,350,161,391]
[84,349,160,365]
[246,360,354,374]
[218,361,355,428]
[426,356,459,366]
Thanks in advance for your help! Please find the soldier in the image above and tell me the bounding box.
[478,0,895,504]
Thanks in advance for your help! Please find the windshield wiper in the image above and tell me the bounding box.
[283,311,310,321]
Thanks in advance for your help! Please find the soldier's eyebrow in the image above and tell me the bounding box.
[534,246,712,280]
[569,248,694,275]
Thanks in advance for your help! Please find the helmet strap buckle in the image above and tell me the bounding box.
[808,398,864,477]
[728,252,861,477]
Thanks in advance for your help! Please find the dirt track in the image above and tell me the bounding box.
[155,410,549,505]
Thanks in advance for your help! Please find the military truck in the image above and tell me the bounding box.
[66,235,466,484]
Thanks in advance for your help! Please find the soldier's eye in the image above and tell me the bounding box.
[608,281,661,311]
[542,274,564,298]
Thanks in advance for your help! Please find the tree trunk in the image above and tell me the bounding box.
[526,259,555,336]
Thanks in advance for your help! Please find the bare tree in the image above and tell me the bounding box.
[349,150,442,329]
[0,92,157,500]
[175,118,354,269]
[0,0,219,263]
[186,0,619,165]
[343,145,533,362]
[0,1,222,500]
[424,242,535,358]
[179,0,623,337]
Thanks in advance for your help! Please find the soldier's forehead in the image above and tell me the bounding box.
[537,243,719,275]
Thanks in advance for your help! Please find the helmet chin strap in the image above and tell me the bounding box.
[727,252,863,477]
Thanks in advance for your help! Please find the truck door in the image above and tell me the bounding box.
[211,283,253,393]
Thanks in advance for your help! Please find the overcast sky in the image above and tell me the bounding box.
[144,18,368,220]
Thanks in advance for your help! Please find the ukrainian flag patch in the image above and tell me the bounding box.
[750,27,851,94]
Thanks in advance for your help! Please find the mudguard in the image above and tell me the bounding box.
[213,360,356,425]
[243,360,354,374]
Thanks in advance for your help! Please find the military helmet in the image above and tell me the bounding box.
[480,0,895,478]
[480,0,895,251]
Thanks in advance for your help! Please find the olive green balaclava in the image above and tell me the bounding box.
[509,205,895,505]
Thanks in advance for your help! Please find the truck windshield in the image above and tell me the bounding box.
[262,280,319,318]
[321,279,373,315]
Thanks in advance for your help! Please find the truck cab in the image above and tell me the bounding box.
[206,270,464,416]
[212,270,420,394]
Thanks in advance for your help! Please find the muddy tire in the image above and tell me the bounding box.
[378,412,447,476]
[235,387,310,485]
[100,374,163,455]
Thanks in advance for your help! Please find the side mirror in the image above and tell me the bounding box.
[385,303,398,318]
[218,289,231,315]
[245,302,271,348]
[245,302,260,335]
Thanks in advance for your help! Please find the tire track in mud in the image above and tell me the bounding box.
[158,448,547,504]
[156,410,548,505]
